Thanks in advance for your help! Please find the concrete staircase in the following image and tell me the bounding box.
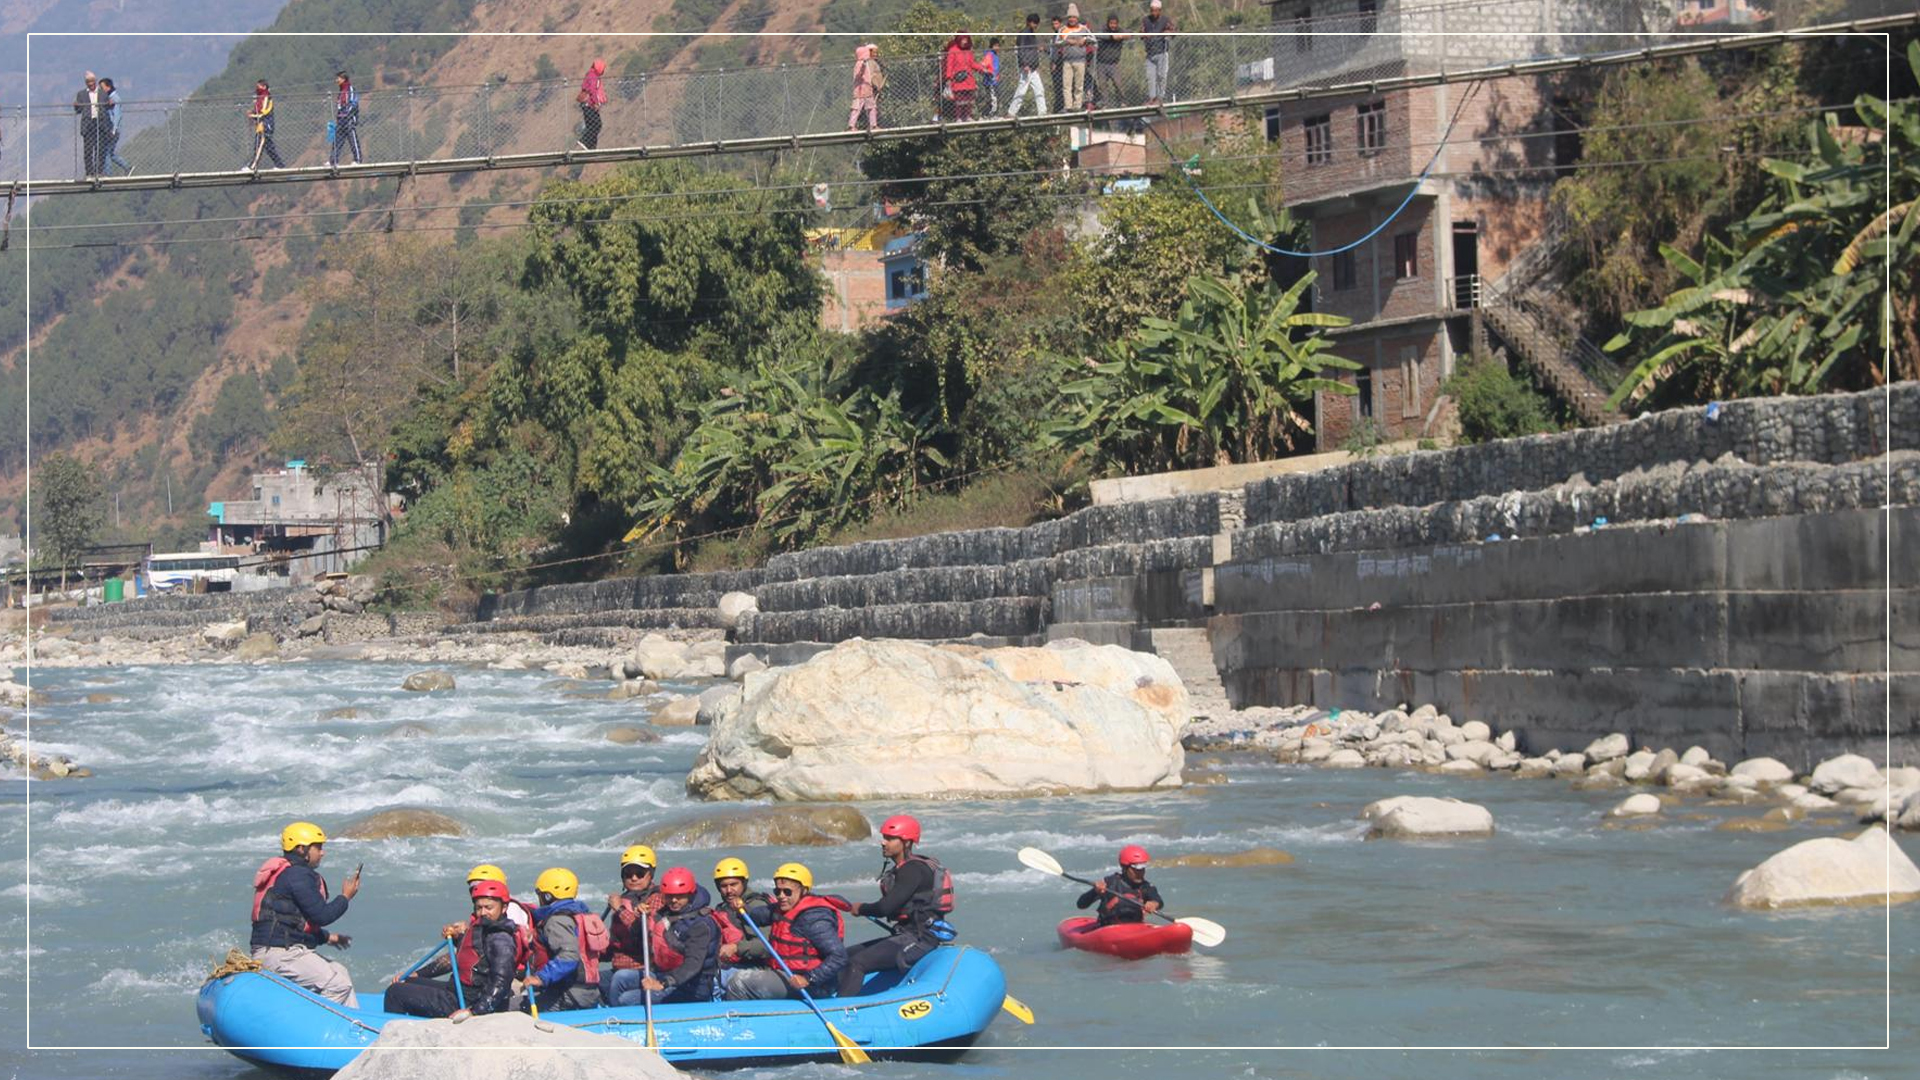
[1481,294,1628,427]
[1145,627,1230,721]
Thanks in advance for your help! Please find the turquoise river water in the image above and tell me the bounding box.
[1,661,1913,1078]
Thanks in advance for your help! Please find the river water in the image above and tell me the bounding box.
[2,661,1913,1079]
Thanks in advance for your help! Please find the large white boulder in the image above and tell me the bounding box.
[200,621,248,648]
[1809,754,1882,795]
[1724,827,1920,910]
[332,1010,679,1080]
[1363,796,1495,839]
[1730,757,1795,785]
[630,635,689,681]
[717,591,758,629]
[1606,793,1663,818]
[1583,733,1630,763]
[685,639,1186,801]
[1458,720,1491,742]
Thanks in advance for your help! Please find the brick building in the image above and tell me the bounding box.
[1255,0,1666,447]
[811,220,930,333]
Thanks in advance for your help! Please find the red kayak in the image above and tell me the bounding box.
[1056,916,1193,960]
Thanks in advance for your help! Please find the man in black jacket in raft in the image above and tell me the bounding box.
[385,878,529,1017]
[838,814,954,997]
[1077,844,1164,925]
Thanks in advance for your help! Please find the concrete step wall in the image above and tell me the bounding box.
[1212,508,1915,769]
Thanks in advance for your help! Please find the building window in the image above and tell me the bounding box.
[1358,0,1378,34]
[1331,250,1356,291]
[1304,114,1332,165]
[1295,5,1312,51]
[1357,101,1387,154]
[1356,367,1374,419]
[885,263,925,308]
[271,495,281,508]
[1394,232,1418,279]
[1401,347,1422,418]
[1265,107,1282,143]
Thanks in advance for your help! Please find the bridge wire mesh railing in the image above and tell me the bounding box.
[12,4,1901,182]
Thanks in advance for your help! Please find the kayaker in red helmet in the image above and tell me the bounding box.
[837,814,955,997]
[1077,844,1163,926]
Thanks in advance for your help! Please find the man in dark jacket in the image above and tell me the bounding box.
[73,72,104,176]
[1005,13,1048,117]
[637,867,719,1005]
[1076,844,1164,926]
[838,815,951,998]
[710,856,774,990]
[724,862,847,1000]
[250,821,361,1006]
[384,879,525,1017]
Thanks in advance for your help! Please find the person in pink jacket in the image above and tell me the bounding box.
[942,34,990,121]
[577,58,607,150]
[849,44,881,132]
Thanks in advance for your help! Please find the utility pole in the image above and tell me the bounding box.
[166,472,173,515]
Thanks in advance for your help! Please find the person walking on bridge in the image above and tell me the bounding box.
[73,72,104,176]
[848,44,882,132]
[576,59,607,150]
[1140,0,1176,107]
[1005,14,1048,118]
[99,78,132,175]
[330,70,363,166]
[245,80,285,170]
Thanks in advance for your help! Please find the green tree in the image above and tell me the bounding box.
[31,454,104,590]
[1606,48,1917,407]
[191,372,270,460]
[1048,271,1357,472]
[1445,357,1558,443]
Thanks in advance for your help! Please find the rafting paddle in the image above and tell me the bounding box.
[1016,847,1226,947]
[639,907,657,1050]
[448,939,465,1010]
[1000,994,1036,1024]
[736,903,872,1064]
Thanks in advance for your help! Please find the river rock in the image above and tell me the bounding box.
[1552,753,1587,777]
[1898,795,1920,832]
[686,638,1184,801]
[695,685,738,725]
[322,707,361,720]
[401,670,455,693]
[200,621,248,648]
[1718,817,1792,833]
[489,656,528,670]
[652,696,702,726]
[1788,791,1839,811]
[631,636,689,681]
[83,692,121,704]
[1662,763,1712,789]
[1446,739,1499,765]
[1324,748,1365,768]
[1649,748,1679,779]
[1458,720,1491,742]
[1435,759,1483,776]
[1378,709,1419,735]
[627,805,871,848]
[727,654,767,680]
[1809,754,1881,795]
[234,632,279,662]
[1431,725,1466,747]
[1606,793,1663,818]
[607,678,659,700]
[1620,750,1657,782]
[1159,847,1294,868]
[1515,757,1553,779]
[1731,757,1795,785]
[1365,796,1495,839]
[1496,731,1516,752]
[1583,733,1630,763]
[1679,746,1711,767]
[1725,826,1920,909]
[602,725,661,745]
[716,591,759,629]
[331,1009,679,1080]
[339,808,467,840]
[550,663,590,681]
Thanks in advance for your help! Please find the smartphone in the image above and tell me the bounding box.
[353,863,364,878]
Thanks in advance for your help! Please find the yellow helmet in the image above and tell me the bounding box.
[772,862,814,890]
[281,821,327,852]
[619,845,657,870]
[534,867,580,900]
[713,857,749,882]
[467,864,507,885]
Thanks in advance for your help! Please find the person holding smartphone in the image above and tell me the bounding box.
[250,821,361,1006]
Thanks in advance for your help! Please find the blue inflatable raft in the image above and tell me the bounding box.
[198,945,1008,1073]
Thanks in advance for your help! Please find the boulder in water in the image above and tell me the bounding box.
[1808,754,1881,795]
[602,725,661,745]
[728,653,767,680]
[1731,757,1794,785]
[331,1010,679,1080]
[1583,733,1629,763]
[235,632,279,662]
[627,805,872,848]
[1724,826,1920,909]
[1158,847,1293,868]
[686,638,1185,801]
[551,662,591,681]
[200,621,248,648]
[83,692,122,704]
[401,671,455,693]
[1717,817,1792,833]
[631,636,690,681]
[339,808,466,840]
[652,696,702,727]
[1363,796,1495,839]
[695,685,738,725]
[1606,793,1663,818]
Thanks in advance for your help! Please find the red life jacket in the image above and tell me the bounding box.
[454,917,535,985]
[708,908,746,962]
[536,909,608,985]
[877,852,955,922]
[648,910,687,971]
[251,856,324,933]
[768,895,844,973]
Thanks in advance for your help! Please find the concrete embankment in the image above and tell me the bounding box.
[35,385,1914,769]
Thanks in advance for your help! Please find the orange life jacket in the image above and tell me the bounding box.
[454,916,534,985]
[768,895,845,973]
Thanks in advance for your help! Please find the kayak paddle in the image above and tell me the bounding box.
[737,904,872,1064]
[1016,846,1226,947]
[1001,994,1036,1024]
[639,907,657,1050]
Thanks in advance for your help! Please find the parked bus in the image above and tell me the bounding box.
[147,553,242,592]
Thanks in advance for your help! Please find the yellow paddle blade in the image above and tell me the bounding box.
[1001,995,1036,1024]
[827,1021,872,1064]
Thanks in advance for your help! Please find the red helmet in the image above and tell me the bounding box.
[879,815,922,843]
[659,867,698,896]
[468,878,510,901]
[1119,845,1150,868]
